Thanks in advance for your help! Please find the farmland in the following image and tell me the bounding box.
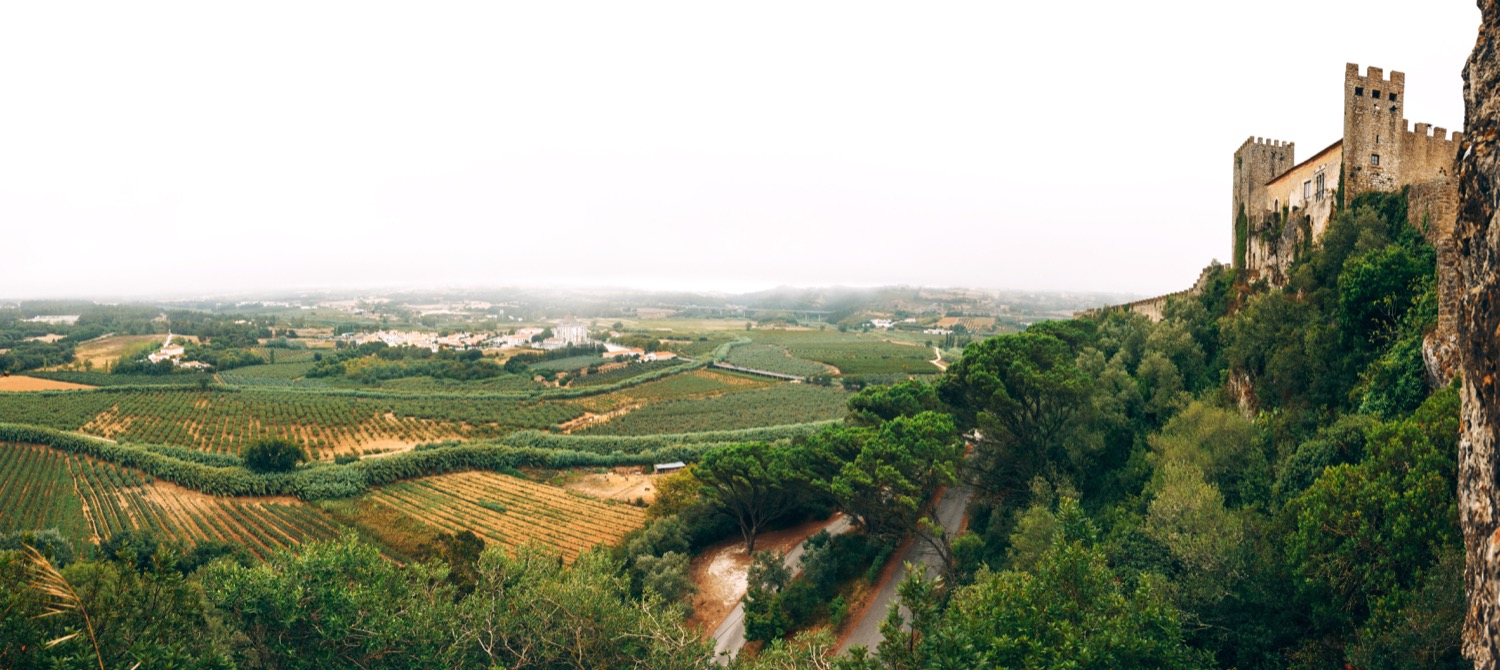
[743,329,941,376]
[0,375,93,392]
[723,343,833,377]
[0,388,583,458]
[580,382,850,436]
[0,442,345,557]
[0,316,924,566]
[329,470,647,562]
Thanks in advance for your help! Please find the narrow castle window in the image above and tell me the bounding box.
[1355,86,1365,96]
[1303,180,1312,200]
[1316,172,1326,199]
[1389,92,1398,101]
[1371,153,1381,166]
[1373,90,1381,99]
[1391,105,1398,113]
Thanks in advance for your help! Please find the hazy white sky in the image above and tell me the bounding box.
[0,1,1482,300]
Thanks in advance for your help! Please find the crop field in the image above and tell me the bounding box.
[0,388,584,458]
[746,330,940,376]
[580,382,849,436]
[217,361,324,387]
[567,360,680,388]
[246,347,320,364]
[723,343,832,377]
[370,375,545,394]
[0,442,94,539]
[349,471,647,562]
[530,354,608,373]
[572,369,767,415]
[0,442,345,557]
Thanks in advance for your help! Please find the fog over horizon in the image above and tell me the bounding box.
[1,2,1481,301]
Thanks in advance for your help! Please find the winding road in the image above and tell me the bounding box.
[711,515,854,664]
[837,482,972,655]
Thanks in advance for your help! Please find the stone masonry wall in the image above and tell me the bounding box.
[1454,1,1500,664]
[1344,64,1408,197]
[1410,178,1463,385]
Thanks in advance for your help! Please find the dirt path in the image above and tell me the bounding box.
[930,346,947,371]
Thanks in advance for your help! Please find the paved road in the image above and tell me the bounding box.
[712,515,854,664]
[838,483,972,654]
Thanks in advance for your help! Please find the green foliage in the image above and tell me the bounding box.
[898,532,1209,669]
[938,327,1096,499]
[1148,401,1268,508]
[846,379,941,426]
[241,437,306,473]
[1235,205,1249,269]
[1282,393,1459,632]
[695,442,809,552]
[724,343,831,377]
[821,412,961,540]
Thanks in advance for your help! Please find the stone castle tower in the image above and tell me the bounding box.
[1343,64,1408,195]
[1231,63,1463,285]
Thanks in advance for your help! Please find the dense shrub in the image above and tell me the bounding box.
[242,438,307,473]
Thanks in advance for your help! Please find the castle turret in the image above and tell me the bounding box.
[1232,137,1294,269]
[1343,63,1407,197]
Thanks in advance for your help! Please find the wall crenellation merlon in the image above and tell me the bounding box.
[1241,136,1294,150]
[1404,121,1464,143]
[1346,63,1405,86]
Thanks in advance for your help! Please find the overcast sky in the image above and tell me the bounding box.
[0,2,1482,300]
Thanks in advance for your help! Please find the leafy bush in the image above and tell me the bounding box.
[242,438,307,473]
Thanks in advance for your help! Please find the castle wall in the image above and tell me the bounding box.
[1401,122,1466,184]
[1410,177,1463,384]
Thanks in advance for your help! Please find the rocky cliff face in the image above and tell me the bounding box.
[1457,1,1500,664]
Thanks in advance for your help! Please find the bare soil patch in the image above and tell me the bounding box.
[564,472,658,504]
[687,516,844,633]
[559,403,641,433]
[0,375,94,392]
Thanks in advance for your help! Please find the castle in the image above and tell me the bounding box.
[1233,63,1463,284]
[1087,61,1466,376]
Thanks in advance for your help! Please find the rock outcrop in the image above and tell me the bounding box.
[1457,1,1500,664]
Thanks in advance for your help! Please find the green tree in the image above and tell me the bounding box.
[824,412,961,540]
[696,442,807,552]
[240,438,306,473]
[846,380,942,426]
[938,329,1096,499]
[898,506,1208,669]
[1282,389,1460,656]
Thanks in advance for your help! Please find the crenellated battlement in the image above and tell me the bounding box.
[1405,121,1465,144]
[1239,136,1294,151]
[1346,63,1406,88]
